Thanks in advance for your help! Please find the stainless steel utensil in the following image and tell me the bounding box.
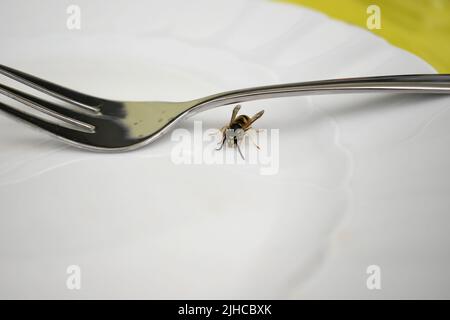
[1,64,449,152]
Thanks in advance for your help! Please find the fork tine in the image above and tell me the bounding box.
[0,83,95,133]
[0,101,93,145]
[0,64,102,113]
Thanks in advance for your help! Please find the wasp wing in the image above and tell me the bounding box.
[243,110,264,130]
[229,105,241,125]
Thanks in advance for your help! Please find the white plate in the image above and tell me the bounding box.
[1,0,450,299]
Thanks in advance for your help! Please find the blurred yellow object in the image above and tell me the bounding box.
[282,0,450,73]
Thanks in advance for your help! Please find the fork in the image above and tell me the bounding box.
[0,64,449,152]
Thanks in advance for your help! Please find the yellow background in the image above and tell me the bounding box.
[283,0,450,73]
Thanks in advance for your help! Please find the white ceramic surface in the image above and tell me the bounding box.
[1,0,450,299]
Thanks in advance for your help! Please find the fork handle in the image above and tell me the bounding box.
[197,74,450,109]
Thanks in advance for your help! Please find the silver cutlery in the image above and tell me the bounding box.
[0,64,449,152]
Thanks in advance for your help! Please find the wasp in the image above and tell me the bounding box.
[216,105,264,159]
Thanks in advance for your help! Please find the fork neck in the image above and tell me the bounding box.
[192,74,450,112]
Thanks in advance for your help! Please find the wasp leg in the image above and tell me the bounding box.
[246,127,260,149]
[248,127,264,133]
[236,141,245,160]
[214,127,227,151]
[209,126,227,136]
[216,135,226,151]
[250,137,260,150]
